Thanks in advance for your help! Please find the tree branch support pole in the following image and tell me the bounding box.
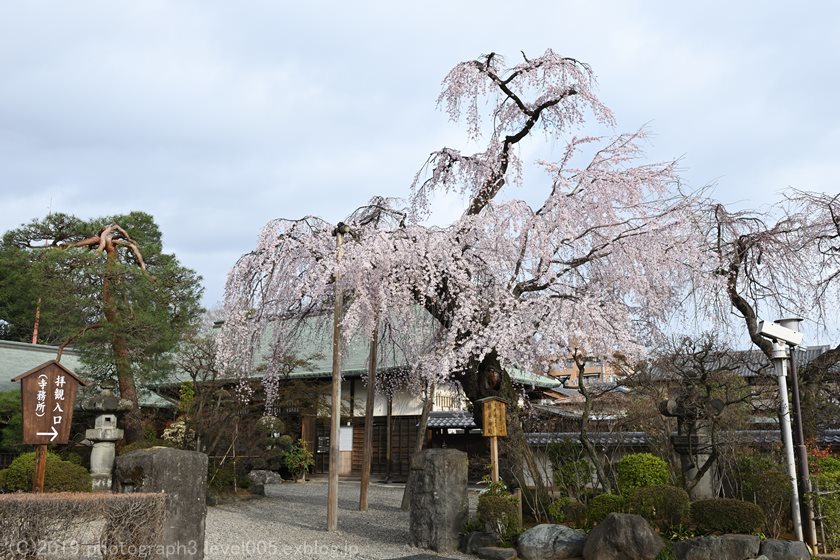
[789,345,818,550]
[772,341,804,542]
[33,444,47,493]
[328,224,348,532]
[359,319,378,511]
[490,435,499,482]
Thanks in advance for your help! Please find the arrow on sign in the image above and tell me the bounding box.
[36,427,58,442]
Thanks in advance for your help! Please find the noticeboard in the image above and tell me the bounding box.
[479,397,508,438]
[13,360,85,445]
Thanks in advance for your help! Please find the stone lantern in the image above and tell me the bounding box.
[81,380,133,492]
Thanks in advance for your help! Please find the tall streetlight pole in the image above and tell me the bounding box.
[760,317,816,547]
[327,222,351,532]
[776,318,818,549]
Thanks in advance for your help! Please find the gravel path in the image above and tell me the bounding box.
[205,480,477,560]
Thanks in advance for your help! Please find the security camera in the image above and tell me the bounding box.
[758,320,803,346]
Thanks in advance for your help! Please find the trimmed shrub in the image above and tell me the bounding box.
[478,492,521,543]
[630,484,690,531]
[616,453,670,494]
[4,452,91,492]
[690,498,765,535]
[587,493,627,524]
[733,454,791,537]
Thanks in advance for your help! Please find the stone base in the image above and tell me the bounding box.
[114,448,208,560]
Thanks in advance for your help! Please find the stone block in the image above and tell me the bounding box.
[114,448,208,560]
[408,449,468,552]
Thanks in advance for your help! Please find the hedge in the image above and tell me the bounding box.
[587,493,627,524]
[0,493,165,558]
[3,452,91,493]
[630,484,690,531]
[690,498,765,535]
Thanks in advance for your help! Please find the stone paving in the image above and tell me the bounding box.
[204,480,475,560]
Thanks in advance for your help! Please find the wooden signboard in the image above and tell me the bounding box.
[480,397,508,438]
[13,360,85,445]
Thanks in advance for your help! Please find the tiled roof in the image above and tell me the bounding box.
[427,411,477,429]
[650,345,838,380]
[527,431,648,447]
[0,340,174,408]
[526,429,840,447]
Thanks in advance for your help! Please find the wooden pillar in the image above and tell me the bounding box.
[359,323,378,511]
[490,436,499,482]
[32,444,47,493]
[327,227,346,532]
[385,395,392,482]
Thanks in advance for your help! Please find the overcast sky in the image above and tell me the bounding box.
[1,1,838,314]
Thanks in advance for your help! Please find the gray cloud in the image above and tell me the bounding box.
[0,0,837,307]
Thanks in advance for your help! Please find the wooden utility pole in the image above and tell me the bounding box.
[327,223,349,532]
[359,320,378,511]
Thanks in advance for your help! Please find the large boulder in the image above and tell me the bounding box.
[247,469,284,495]
[516,524,586,560]
[408,449,468,552]
[759,539,811,560]
[583,513,663,560]
[673,534,760,560]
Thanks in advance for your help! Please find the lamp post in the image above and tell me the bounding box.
[327,222,351,532]
[775,318,818,549]
[759,317,817,547]
[769,337,803,541]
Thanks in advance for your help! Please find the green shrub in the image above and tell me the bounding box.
[4,451,91,492]
[553,459,593,497]
[546,441,593,498]
[734,455,791,537]
[587,493,627,524]
[0,468,6,491]
[812,470,840,551]
[478,491,521,543]
[208,461,250,494]
[813,456,840,474]
[616,453,670,494]
[283,439,314,481]
[630,484,690,531]
[690,498,765,535]
[547,496,586,526]
[548,496,572,523]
